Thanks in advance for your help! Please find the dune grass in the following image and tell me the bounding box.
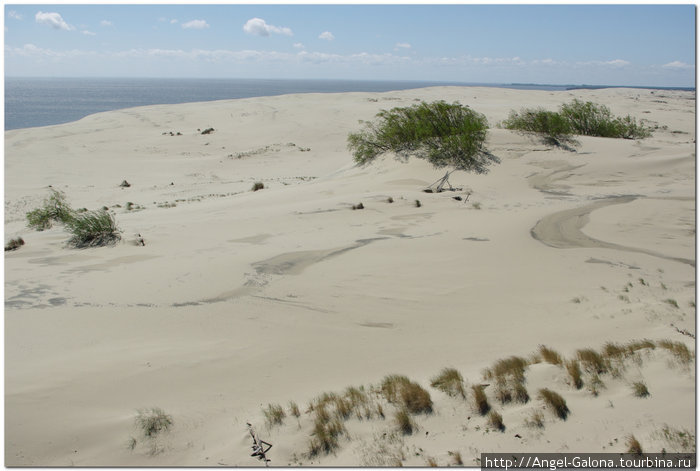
[538,345,563,365]
[380,375,433,414]
[263,403,286,428]
[626,434,643,455]
[632,381,650,398]
[657,340,693,365]
[66,209,121,248]
[430,368,466,398]
[5,237,25,252]
[135,407,173,438]
[538,388,569,420]
[471,385,491,416]
[487,410,505,432]
[576,349,608,374]
[394,408,416,435]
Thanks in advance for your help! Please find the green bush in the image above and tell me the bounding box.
[348,100,499,174]
[502,99,651,146]
[26,189,74,230]
[66,209,121,248]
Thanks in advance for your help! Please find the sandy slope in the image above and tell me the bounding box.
[4,86,695,466]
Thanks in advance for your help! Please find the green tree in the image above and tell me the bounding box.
[348,100,499,174]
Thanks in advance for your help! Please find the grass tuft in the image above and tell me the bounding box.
[66,209,121,248]
[135,407,173,438]
[632,381,650,398]
[626,434,643,455]
[263,403,286,428]
[526,410,545,429]
[487,410,505,432]
[538,388,569,420]
[538,345,563,365]
[430,367,466,398]
[380,375,433,414]
[252,182,265,192]
[576,348,608,374]
[471,385,491,416]
[394,408,415,435]
[657,340,693,365]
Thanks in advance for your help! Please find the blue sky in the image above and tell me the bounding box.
[4,4,696,87]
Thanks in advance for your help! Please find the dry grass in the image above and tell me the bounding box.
[487,410,505,432]
[631,381,650,398]
[394,408,415,435]
[450,451,463,466]
[657,339,693,365]
[430,367,466,398]
[526,410,545,429]
[380,375,433,414]
[626,434,643,455]
[653,426,696,453]
[538,388,569,420]
[627,339,656,354]
[484,356,528,383]
[426,457,438,467]
[471,385,490,416]
[5,237,25,252]
[289,401,301,418]
[565,360,583,389]
[135,407,173,438]
[263,403,286,428]
[538,345,563,365]
[576,348,608,374]
[308,413,346,457]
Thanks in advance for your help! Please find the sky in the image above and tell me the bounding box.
[3,3,696,87]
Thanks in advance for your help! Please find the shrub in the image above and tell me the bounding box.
[471,385,490,415]
[26,189,74,230]
[66,209,121,248]
[430,367,466,398]
[632,381,650,398]
[538,388,569,420]
[502,108,577,148]
[348,100,499,174]
[135,407,173,438]
[252,182,265,192]
[394,408,415,435]
[5,237,25,251]
[560,99,651,139]
[538,345,563,365]
[488,410,505,432]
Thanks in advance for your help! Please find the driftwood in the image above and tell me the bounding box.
[424,170,463,193]
[247,423,272,466]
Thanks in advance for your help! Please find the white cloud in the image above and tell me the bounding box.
[293,43,305,49]
[35,11,74,31]
[82,30,96,36]
[663,60,693,69]
[100,20,112,27]
[395,42,411,49]
[318,31,334,41]
[8,10,23,20]
[182,19,209,30]
[243,18,292,37]
[5,43,94,59]
[170,19,178,24]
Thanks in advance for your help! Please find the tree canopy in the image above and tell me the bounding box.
[347,100,499,174]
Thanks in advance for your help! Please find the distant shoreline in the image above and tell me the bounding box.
[5,77,694,131]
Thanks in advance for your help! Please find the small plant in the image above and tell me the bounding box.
[263,403,286,428]
[201,127,215,135]
[394,408,415,435]
[120,180,131,188]
[565,360,583,389]
[627,339,656,353]
[387,197,394,203]
[415,199,422,208]
[450,451,463,465]
[663,298,679,309]
[66,209,121,248]
[487,410,505,432]
[135,407,173,438]
[657,339,692,365]
[538,388,569,420]
[26,189,74,230]
[5,237,25,251]
[588,374,605,397]
[484,356,528,383]
[430,367,466,398]
[654,426,696,452]
[632,381,650,398]
[252,182,265,192]
[626,434,643,455]
[526,410,545,429]
[538,345,563,365]
[426,457,438,467]
[472,201,481,210]
[352,203,365,210]
[289,401,301,418]
[380,375,433,414]
[308,413,345,456]
[471,385,490,415]
[576,348,608,374]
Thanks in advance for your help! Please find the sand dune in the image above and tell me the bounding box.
[4,86,695,466]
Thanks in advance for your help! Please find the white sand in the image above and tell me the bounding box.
[5,86,695,466]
